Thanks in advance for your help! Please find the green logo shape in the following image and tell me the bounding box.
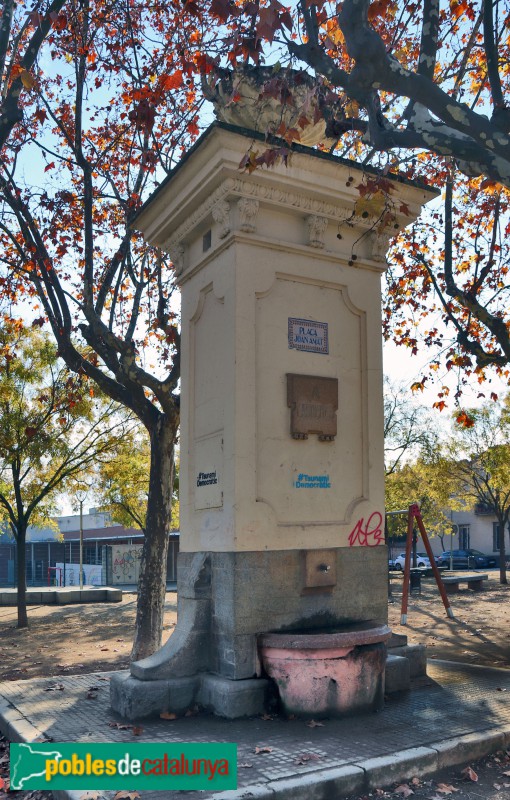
[10,742,237,790]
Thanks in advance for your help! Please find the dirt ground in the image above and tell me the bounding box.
[1,574,509,681]
[0,592,178,681]
[387,571,510,667]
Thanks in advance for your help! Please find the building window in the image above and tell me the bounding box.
[459,525,470,549]
[493,522,500,552]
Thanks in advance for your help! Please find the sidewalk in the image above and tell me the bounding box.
[1,660,510,800]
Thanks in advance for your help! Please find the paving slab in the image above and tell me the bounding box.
[1,660,510,800]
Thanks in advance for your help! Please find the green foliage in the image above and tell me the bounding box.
[386,449,460,542]
[449,400,510,528]
[95,428,179,532]
[384,380,462,541]
[0,319,137,625]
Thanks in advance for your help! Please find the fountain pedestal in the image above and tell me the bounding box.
[110,123,435,719]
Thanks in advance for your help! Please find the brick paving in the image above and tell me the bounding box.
[1,661,510,799]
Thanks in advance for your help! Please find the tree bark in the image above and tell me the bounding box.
[498,515,507,585]
[16,526,28,629]
[130,413,177,661]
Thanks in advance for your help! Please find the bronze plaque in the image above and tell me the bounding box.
[287,374,338,441]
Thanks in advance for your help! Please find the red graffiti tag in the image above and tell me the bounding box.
[348,512,384,547]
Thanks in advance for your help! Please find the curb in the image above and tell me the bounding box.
[2,715,510,800]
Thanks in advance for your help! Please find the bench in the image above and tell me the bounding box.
[441,573,488,593]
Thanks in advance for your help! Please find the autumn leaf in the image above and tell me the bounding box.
[113,793,141,800]
[159,71,183,91]
[160,711,178,720]
[79,793,103,800]
[210,0,234,24]
[254,746,273,754]
[0,777,5,791]
[436,784,458,794]
[20,70,36,90]
[132,726,143,736]
[345,99,360,118]
[44,683,64,691]
[393,784,414,797]
[295,752,321,765]
[455,411,475,428]
[306,719,325,728]
[354,191,387,219]
[461,766,478,782]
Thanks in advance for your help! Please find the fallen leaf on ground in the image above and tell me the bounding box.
[132,726,143,736]
[160,712,177,720]
[461,766,478,782]
[44,683,64,691]
[260,713,273,721]
[79,793,102,800]
[436,783,458,794]
[394,784,414,797]
[306,719,324,728]
[239,763,253,768]
[108,722,132,730]
[254,746,272,754]
[113,793,141,800]
[295,753,321,765]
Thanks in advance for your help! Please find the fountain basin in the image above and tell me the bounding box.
[259,621,391,717]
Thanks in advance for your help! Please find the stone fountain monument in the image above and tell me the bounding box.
[111,70,436,720]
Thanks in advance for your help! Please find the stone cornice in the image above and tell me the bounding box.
[165,176,394,262]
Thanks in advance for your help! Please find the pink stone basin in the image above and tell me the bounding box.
[258,621,391,718]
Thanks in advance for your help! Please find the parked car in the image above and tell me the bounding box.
[393,552,431,570]
[435,549,497,569]
[388,557,397,571]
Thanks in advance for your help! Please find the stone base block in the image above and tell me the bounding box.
[385,655,410,694]
[80,589,105,602]
[57,590,81,604]
[106,588,123,602]
[110,671,269,720]
[198,674,269,719]
[110,672,199,720]
[388,644,427,677]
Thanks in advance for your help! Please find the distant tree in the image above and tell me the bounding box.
[449,400,510,585]
[384,379,433,477]
[95,428,179,533]
[385,445,460,547]
[0,320,132,627]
